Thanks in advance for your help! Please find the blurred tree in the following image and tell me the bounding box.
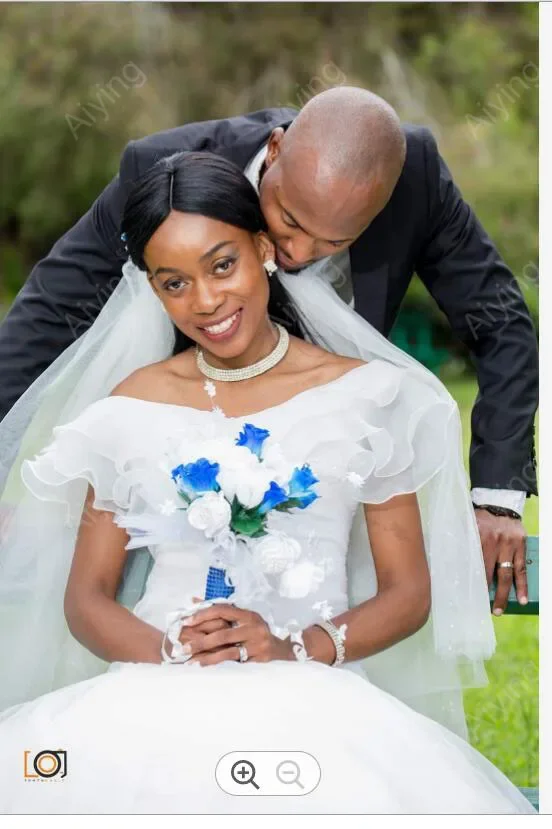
[0,1,537,339]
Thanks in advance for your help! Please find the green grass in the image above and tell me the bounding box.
[445,376,538,787]
[463,615,538,787]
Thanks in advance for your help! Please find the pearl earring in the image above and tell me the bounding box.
[264,259,278,277]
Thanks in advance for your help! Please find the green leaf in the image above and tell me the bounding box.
[275,498,302,512]
[231,511,265,537]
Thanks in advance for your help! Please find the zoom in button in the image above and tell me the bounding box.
[216,751,321,796]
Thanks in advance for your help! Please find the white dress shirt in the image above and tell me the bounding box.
[243,144,526,517]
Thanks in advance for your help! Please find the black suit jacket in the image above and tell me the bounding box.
[0,107,538,494]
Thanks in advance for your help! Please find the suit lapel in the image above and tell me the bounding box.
[350,206,391,333]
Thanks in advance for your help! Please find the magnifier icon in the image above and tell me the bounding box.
[230,759,260,790]
[276,759,305,790]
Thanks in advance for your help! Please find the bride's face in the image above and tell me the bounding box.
[144,212,275,361]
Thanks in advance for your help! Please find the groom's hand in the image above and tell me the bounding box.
[475,511,528,614]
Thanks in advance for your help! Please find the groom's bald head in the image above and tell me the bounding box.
[259,86,406,270]
[282,86,405,190]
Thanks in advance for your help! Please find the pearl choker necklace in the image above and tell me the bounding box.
[195,323,290,382]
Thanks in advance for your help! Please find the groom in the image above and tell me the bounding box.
[0,86,537,612]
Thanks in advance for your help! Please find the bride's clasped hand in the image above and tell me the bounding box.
[180,602,303,666]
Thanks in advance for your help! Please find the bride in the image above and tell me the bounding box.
[0,151,535,814]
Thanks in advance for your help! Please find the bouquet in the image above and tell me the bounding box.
[167,423,319,602]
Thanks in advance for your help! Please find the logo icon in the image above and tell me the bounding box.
[23,750,67,781]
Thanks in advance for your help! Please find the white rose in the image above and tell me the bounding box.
[187,491,231,539]
[234,467,273,510]
[278,560,326,599]
[254,533,302,575]
[215,445,260,502]
[262,443,294,487]
[199,438,235,463]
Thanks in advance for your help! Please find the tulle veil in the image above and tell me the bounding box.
[0,257,495,737]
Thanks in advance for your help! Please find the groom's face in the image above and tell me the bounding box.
[259,128,389,271]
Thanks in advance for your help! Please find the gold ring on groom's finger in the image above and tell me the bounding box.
[497,561,514,569]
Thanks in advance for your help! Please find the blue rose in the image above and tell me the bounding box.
[257,480,288,515]
[235,423,271,459]
[289,464,319,495]
[287,464,320,509]
[171,458,220,500]
[290,490,318,510]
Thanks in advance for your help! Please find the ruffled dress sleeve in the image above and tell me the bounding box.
[0,396,156,710]
[20,397,145,526]
[279,359,455,503]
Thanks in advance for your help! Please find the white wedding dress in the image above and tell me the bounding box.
[0,361,535,814]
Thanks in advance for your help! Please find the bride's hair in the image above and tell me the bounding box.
[121,151,306,354]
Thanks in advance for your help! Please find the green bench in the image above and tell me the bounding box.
[489,535,539,615]
[117,536,540,811]
[390,309,451,374]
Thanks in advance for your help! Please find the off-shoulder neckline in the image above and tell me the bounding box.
[104,360,385,421]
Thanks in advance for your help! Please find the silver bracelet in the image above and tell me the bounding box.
[314,620,347,667]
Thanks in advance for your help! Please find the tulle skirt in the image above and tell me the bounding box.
[0,659,535,814]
